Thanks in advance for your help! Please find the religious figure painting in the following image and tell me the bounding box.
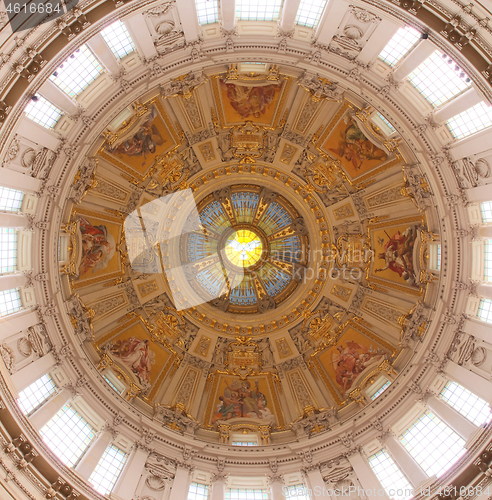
[209,376,277,425]
[72,210,122,286]
[109,337,155,384]
[99,102,178,180]
[97,320,172,392]
[316,105,395,183]
[317,325,391,398]
[213,77,290,128]
[368,217,422,290]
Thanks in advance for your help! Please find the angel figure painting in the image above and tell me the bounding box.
[212,378,275,423]
[317,325,391,399]
[101,104,176,178]
[374,225,418,287]
[322,113,388,179]
[109,337,156,384]
[79,217,116,277]
[331,341,385,393]
[218,79,283,125]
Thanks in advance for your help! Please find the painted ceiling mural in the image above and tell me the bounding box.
[61,64,438,439]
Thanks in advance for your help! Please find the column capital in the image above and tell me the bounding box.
[211,472,228,484]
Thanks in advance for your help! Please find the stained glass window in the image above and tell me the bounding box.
[225,230,263,267]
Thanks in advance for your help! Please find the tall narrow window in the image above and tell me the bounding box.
[378,26,421,67]
[478,298,492,323]
[0,228,17,274]
[89,444,127,495]
[376,113,396,133]
[40,405,96,467]
[0,187,24,212]
[408,51,471,107]
[485,240,492,282]
[195,0,219,24]
[447,101,492,139]
[481,201,492,223]
[439,381,491,426]
[0,288,22,317]
[399,410,465,477]
[187,482,210,500]
[101,21,136,59]
[225,490,269,500]
[368,449,413,500]
[296,0,327,29]
[236,0,282,21]
[18,374,57,415]
[284,484,310,500]
[24,95,62,130]
[50,45,103,98]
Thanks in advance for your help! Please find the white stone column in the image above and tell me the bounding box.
[357,20,399,65]
[221,0,236,32]
[474,283,492,301]
[112,445,149,500]
[479,226,492,238]
[86,35,120,75]
[384,434,428,487]
[0,274,26,293]
[124,14,158,60]
[445,360,492,403]
[175,0,200,42]
[347,452,391,500]
[168,465,192,500]
[269,476,284,500]
[10,352,56,392]
[433,86,483,123]
[0,169,42,193]
[29,386,73,429]
[426,395,477,440]
[463,318,492,344]
[0,311,38,339]
[211,474,226,500]
[305,466,329,498]
[466,184,492,203]
[38,79,78,115]
[279,0,302,32]
[75,428,113,479]
[0,213,27,228]
[392,40,436,82]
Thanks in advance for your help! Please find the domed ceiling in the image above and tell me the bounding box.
[61,64,438,436]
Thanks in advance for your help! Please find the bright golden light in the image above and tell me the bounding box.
[225,229,263,267]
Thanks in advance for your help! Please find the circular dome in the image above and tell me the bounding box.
[182,185,309,314]
[1,1,492,498]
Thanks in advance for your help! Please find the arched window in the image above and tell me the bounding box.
[0,288,22,317]
[40,405,96,467]
[100,21,136,59]
[439,381,491,426]
[17,374,57,415]
[0,187,24,212]
[24,95,62,130]
[368,449,413,500]
[480,201,492,223]
[378,27,421,67]
[478,298,492,323]
[50,45,103,98]
[187,482,210,500]
[399,410,465,477]
[295,0,327,29]
[88,444,128,495]
[195,0,219,24]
